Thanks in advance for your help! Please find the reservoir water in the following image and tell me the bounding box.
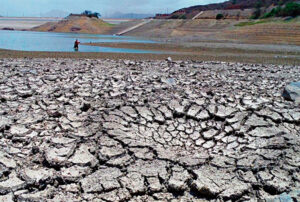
[0,30,159,53]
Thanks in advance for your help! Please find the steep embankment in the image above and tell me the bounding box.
[32,16,114,34]
[122,18,300,46]
[221,19,300,45]
[122,19,239,40]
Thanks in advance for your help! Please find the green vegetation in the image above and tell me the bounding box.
[179,14,187,19]
[262,6,282,18]
[216,13,224,20]
[81,10,101,18]
[262,2,300,18]
[235,20,266,27]
[250,10,261,19]
[171,14,187,19]
[251,1,263,19]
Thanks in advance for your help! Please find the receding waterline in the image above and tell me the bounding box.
[0,30,160,54]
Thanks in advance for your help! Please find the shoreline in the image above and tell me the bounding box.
[1,48,299,65]
[83,42,300,54]
[0,27,299,65]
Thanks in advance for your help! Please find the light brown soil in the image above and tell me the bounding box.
[122,19,300,46]
[221,21,300,45]
[32,16,114,34]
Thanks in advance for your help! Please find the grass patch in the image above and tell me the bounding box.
[100,22,115,27]
[235,17,299,27]
[235,20,266,27]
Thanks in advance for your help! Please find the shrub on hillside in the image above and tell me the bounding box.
[251,1,263,19]
[171,14,187,19]
[216,13,224,20]
[278,0,290,6]
[81,10,101,18]
[251,9,261,19]
[262,6,282,18]
[171,15,179,19]
[262,2,300,18]
[179,14,187,19]
[281,2,300,17]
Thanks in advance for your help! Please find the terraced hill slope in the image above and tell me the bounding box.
[221,20,300,45]
[122,18,300,46]
[123,19,235,39]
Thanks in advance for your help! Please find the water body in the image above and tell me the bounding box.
[0,18,60,22]
[0,30,159,53]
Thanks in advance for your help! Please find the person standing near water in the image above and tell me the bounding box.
[74,39,80,51]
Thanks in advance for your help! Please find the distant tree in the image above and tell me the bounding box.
[262,6,281,18]
[216,13,224,20]
[251,1,263,19]
[231,0,237,5]
[81,10,101,18]
[281,2,300,17]
[255,0,263,9]
[82,10,92,16]
[93,12,101,18]
[278,0,290,6]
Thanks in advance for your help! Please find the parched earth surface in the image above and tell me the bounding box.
[0,58,299,201]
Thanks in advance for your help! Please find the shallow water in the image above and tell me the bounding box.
[0,30,159,53]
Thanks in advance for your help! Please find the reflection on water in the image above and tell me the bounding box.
[0,30,159,53]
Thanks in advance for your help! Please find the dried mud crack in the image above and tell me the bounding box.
[0,58,299,201]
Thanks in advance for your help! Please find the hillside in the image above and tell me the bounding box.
[32,15,113,34]
[120,18,300,46]
[169,0,298,19]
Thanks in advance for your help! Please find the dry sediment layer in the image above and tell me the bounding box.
[0,58,299,201]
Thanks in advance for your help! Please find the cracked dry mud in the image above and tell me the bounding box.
[0,58,299,201]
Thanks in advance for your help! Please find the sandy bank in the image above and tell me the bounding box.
[78,42,300,65]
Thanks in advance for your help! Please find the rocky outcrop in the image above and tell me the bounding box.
[0,58,299,201]
[282,81,300,102]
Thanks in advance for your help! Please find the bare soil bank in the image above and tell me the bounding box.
[32,16,114,34]
[81,42,300,65]
[85,42,300,55]
[122,19,300,46]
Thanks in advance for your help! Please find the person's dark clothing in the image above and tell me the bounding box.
[74,40,80,49]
